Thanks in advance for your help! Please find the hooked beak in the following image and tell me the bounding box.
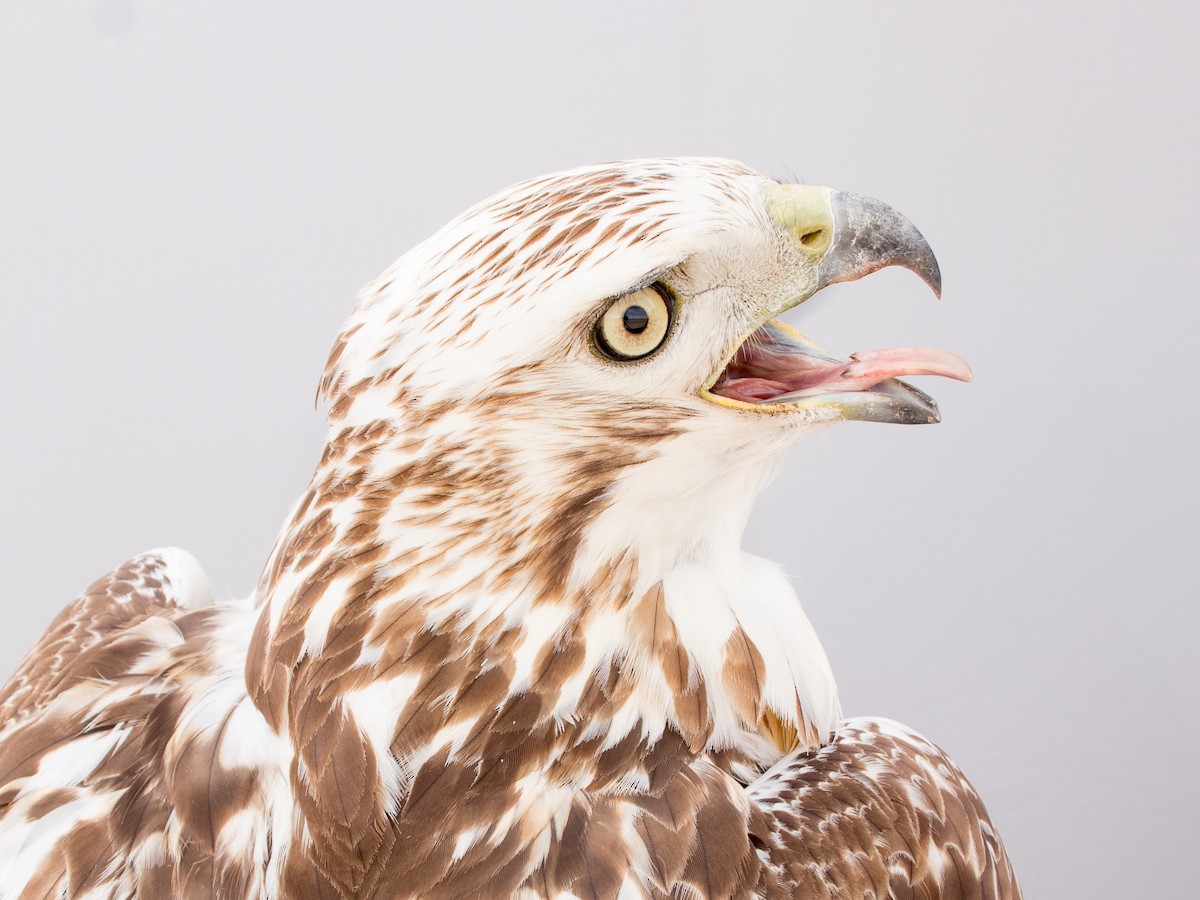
[703,185,969,424]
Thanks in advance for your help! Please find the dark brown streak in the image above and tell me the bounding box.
[205,705,238,856]
[692,817,715,899]
[634,814,667,888]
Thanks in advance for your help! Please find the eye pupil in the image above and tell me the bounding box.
[623,305,650,334]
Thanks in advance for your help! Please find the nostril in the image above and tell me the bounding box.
[799,229,826,248]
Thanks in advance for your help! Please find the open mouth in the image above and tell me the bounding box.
[704,320,972,424]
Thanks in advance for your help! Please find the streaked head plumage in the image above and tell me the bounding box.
[308,157,961,583]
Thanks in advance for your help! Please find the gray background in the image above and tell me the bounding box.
[2,2,1196,896]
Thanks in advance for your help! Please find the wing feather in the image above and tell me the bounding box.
[0,549,228,895]
[0,548,211,725]
[749,717,1021,899]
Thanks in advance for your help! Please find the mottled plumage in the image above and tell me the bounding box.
[0,158,1019,898]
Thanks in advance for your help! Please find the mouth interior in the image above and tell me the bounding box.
[708,321,972,406]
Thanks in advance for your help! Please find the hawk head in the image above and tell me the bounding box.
[309,158,966,587]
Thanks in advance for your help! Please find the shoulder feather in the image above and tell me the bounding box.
[749,717,1021,899]
[0,548,212,726]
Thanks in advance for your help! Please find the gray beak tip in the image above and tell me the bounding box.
[921,256,943,299]
[824,192,943,300]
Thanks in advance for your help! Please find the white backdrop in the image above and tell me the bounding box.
[2,3,1197,896]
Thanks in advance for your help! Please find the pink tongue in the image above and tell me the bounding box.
[716,347,973,403]
[833,347,973,392]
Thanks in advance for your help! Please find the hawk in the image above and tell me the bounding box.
[0,158,1020,898]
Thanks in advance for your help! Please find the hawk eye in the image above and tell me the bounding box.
[594,282,674,361]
